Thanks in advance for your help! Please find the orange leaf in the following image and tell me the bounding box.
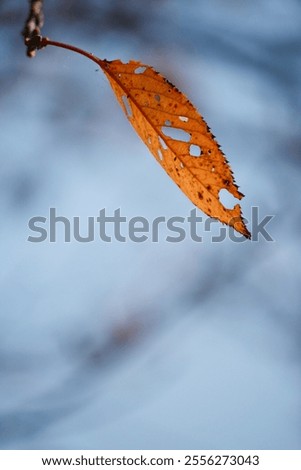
[98,59,250,239]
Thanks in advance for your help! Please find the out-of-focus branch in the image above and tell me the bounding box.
[22,0,44,57]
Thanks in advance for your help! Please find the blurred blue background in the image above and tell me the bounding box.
[0,0,301,449]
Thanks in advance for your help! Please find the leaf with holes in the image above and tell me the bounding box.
[31,38,250,238]
[98,59,250,238]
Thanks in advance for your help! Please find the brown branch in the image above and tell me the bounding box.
[22,0,44,57]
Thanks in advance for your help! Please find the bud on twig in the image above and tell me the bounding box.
[22,0,44,57]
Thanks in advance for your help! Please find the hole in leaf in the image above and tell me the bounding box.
[211,166,215,172]
[158,136,167,150]
[154,94,160,102]
[164,119,172,126]
[122,95,132,117]
[208,149,212,155]
[179,116,189,122]
[189,144,202,157]
[219,189,237,209]
[161,127,191,142]
[180,162,184,169]
[135,66,147,74]
[157,149,163,161]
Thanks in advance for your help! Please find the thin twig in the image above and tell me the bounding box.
[22,0,44,57]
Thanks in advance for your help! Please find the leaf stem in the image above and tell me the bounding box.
[27,36,105,67]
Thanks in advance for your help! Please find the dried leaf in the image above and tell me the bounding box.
[97,58,251,238]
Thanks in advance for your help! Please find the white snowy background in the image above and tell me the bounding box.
[0,0,300,449]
